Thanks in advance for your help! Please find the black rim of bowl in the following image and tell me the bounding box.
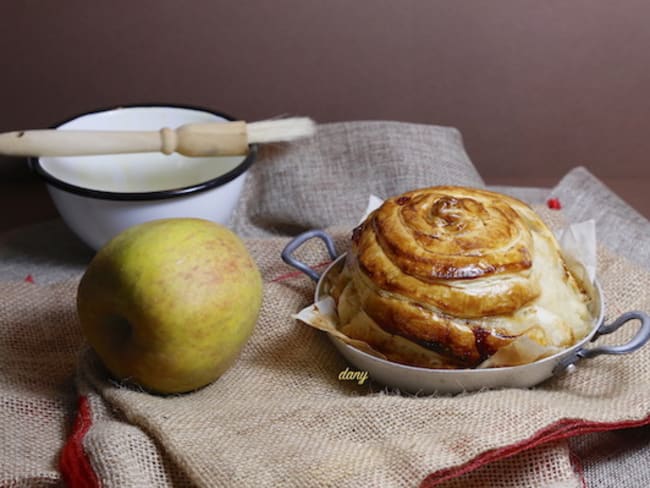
[27,103,257,201]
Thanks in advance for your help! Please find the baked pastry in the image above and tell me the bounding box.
[328,186,593,368]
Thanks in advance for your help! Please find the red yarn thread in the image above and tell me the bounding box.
[59,396,100,488]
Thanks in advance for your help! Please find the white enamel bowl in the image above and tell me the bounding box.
[29,105,255,250]
[282,230,650,395]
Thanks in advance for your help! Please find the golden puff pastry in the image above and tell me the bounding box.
[328,186,593,368]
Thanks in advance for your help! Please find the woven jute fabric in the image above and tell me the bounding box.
[436,442,582,488]
[0,269,589,488]
[0,120,648,486]
[569,426,650,488]
[80,385,195,487]
[231,121,483,238]
[549,166,650,271]
[73,219,649,487]
[0,280,81,486]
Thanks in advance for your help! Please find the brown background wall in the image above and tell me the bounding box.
[1,0,648,231]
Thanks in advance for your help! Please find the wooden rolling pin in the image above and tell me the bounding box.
[0,117,315,157]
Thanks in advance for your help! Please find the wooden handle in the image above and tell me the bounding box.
[165,121,247,156]
[0,121,249,157]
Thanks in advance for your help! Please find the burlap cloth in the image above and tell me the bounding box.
[1,122,649,487]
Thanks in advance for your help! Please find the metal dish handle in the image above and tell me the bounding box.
[281,230,338,282]
[555,311,650,372]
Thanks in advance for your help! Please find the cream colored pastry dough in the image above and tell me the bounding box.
[329,186,593,368]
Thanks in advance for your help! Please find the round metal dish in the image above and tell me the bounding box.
[282,229,650,394]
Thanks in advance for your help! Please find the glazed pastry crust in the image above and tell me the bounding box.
[333,186,593,368]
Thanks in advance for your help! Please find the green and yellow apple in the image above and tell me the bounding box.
[77,218,263,394]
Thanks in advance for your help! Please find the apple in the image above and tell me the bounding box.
[76,218,263,394]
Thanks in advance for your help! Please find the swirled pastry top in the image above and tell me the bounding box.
[330,186,593,368]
